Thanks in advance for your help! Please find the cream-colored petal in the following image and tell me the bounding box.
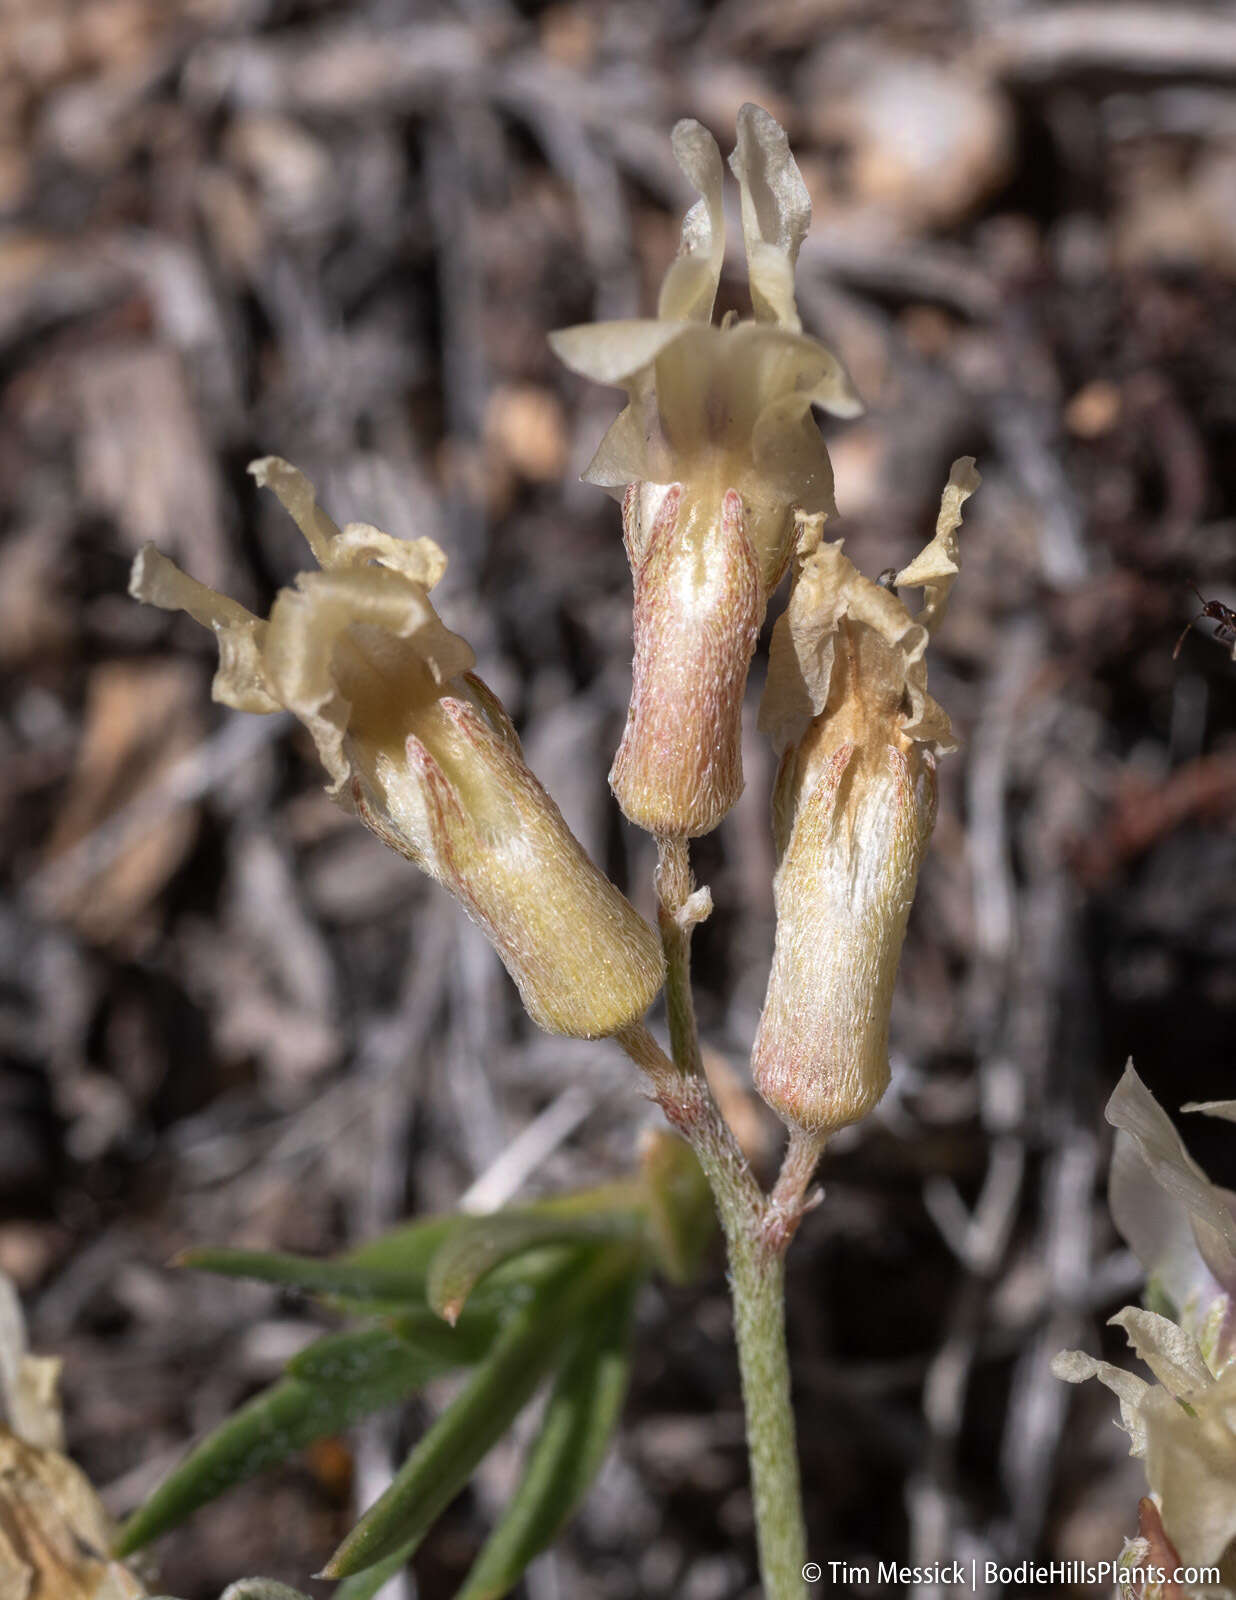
[332,521,448,589]
[1142,1382,1236,1568]
[263,567,474,793]
[128,544,280,714]
[248,456,341,566]
[895,456,980,633]
[1051,1348,1152,1457]
[1108,1061,1236,1296]
[1111,1306,1213,1399]
[732,322,864,422]
[657,119,726,324]
[580,398,655,491]
[1186,1101,1236,1124]
[1110,1126,1212,1319]
[728,103,811,331]
[548,319,692,388]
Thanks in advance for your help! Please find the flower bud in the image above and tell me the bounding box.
[551,105,862,837]
[751,459,980,1136]
[130,458,663,1039]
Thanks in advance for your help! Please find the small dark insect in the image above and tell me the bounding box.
[1174,586,1236,660]
[875,567,899,595]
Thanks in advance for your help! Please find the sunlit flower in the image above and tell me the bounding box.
[1055,1064,1236,1585]
[1106,1061,1236,1370]
[130,459,663,1039]
[750,459,980,1137]
[551,104,862,838]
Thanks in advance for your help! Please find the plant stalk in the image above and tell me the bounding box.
[726,1223,808,1598]
[620,838,816,1598]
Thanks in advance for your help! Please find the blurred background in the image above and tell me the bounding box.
[2,0,1236,1595]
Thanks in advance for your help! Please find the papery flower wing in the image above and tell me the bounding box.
[1107,1062,1236,1299]
[739,324,864,428]
[128,545,281,715]
[657,120,726,324]
[758,536,848,756]
[1110,1127,1209,1319]
[547,320,693,389]
[895,456,980,634]
[1051,1348,1152,1457]
[548,320,697,492]
[729,103,811,331]
[1110,1306,1213,1399]
[758,539,945,758]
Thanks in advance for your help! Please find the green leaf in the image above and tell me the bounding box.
[342,1214,467,1277]
[332,1542,420,1600]
[323,1246,640,1580]
[175,1246,434,1306]
[427,1209,641,1325]
[284,1320,491,1386]
[116,1322,475,1556]
[455,1275,637,1600]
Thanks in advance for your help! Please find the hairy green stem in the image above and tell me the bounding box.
[727,1226,808,1598]
[619,835,816,1598]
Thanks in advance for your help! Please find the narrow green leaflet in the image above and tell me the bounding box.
[342,1214,466,1277]
[284,1319,491,1384]
[455,1276,638,1600]
[427,1209,642,1325]
[175,1246,434,1305]
[332,1542,421,1600]
[324,1246,640,1580]
[117,1322,477,1557]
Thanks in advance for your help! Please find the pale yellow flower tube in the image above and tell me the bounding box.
[130,459,664,1039]
[751,460,980,1136]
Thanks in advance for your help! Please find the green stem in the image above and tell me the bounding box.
[618,834,816,1599]
[726,1224,808,1599]
[655,834,705,1080]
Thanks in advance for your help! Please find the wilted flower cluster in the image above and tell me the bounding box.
[120,103,987,1600]
[554,104,978,1139]
[131,459,663,1040]
[1055,1064,1236,1590]
[132,103,976,1163]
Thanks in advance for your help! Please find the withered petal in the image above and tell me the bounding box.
[128,544,281,715]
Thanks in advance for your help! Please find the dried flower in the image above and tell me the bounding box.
[129,459,663,1039]
[1055,1065,1236,1581]
[750,459,980,1137]
[551,105,862,838]
[0,1271,147,1598]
